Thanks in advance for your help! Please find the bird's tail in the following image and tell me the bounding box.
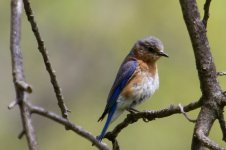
[97,104,117,142]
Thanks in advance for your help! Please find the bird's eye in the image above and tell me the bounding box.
[148,47,154,52]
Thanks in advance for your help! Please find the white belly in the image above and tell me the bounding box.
[110,73,159,122]
[117,72,159,109]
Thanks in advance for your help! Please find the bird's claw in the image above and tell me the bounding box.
[127,108,140,114]
[142,118,150,122]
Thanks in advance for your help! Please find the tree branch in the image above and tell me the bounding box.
[16,80,32,93]
[18,130,26,139]
[8,100,18,109]
[22,0,70,120]
[218,107,226,142]
[217,72,226,76]
[180,0,221,97]
[10,0,38,149]
[179,103,196,123]
[105,100,201,142]
[196,129,226,150]
[27,103,109,150]
[192,105,217,150]
[202,0,212,28]
[179,0,224,149]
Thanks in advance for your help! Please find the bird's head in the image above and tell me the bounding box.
[131,36,168,62]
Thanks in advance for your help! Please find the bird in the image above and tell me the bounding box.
[97,36,168,142]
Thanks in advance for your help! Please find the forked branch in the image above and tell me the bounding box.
[22,0,70,119]
[105,100,201,142]
[179,0,225,149]
[10,0,38,149]
[27,103,109,150]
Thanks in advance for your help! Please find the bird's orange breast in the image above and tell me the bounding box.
[121,59,158,103]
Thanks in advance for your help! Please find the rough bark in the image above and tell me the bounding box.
[179,0,225,149]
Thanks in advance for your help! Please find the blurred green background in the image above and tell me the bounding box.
[1,0,226,149]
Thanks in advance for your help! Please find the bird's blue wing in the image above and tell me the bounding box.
[98,58,138,121]
[97,57,138,141]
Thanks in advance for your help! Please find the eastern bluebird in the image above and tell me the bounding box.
[97,36,168,142]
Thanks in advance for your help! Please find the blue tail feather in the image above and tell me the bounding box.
[97,104,117,142]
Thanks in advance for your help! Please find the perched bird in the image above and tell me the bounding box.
[97,36,168,142]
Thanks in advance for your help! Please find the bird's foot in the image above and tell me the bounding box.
[223,91,226,96]
[127,108,140,114]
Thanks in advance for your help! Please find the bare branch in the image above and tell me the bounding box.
[104,133,120,150]
[105,100,201,141]
[10,0,38,149]
[180,0,220,96]
[27,103,109,150]
[217,108,226,142]
[217,72,226,76]
[179,0,224,149]
[18,130,25,139]
[221,96,226,107]
[8,100,18,109]
[196,129,226,150]
[202,0,212,28]
[112,139,120,150]
[22,0,70,119]
[179,103,196,123]
[16,80,32,93]
[191,106,217,150]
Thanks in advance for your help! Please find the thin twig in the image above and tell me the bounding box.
[217,72,226,76]
[18,130,25,139]
[8,100,18,109]
[105,100,201,142]
[202,0,212,28]
[27,103,109,150]
[16,80,32,93]
[22,0,70,119]
[10,0,38,149]
[178,103,196,123]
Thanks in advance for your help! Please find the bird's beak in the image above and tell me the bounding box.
[158,51,169,57]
